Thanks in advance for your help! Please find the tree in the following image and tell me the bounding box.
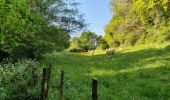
[0,0,85,59]
[32,26,70,58]
[132,0,170,25]
[69,37,80,49]
[0,0,42,52]
[78,31,98,51]
[104,0,170,48]
[96,38,109,50]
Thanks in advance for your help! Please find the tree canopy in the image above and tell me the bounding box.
[78,31,98,51]
[0,0,85,58]
[104,0,170,48]
[69,31,107,52]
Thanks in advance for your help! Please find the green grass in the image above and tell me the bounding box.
[41,43,170,100]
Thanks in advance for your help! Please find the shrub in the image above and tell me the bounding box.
[0,59,40,100]
[97,38,109,50]
[69,48,87,52]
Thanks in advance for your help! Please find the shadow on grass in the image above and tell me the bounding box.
[81,44,170,71]
[87,45,170,99]
[96,65,170,100]
[43,44,170,100]
[45,44,170,78]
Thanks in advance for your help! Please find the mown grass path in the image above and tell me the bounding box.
[42,44,170,100]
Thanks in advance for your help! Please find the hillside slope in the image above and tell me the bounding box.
[42,43,170,100]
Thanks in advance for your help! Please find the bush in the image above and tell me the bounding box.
[0,59,40,100]
[69,48,87,52]
[97,38,109,50]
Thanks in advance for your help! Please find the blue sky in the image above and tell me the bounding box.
[76,0,112,36]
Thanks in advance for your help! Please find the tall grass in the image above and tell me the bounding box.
[42,43,170,100]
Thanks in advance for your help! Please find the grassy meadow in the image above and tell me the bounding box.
[41,43,170,100]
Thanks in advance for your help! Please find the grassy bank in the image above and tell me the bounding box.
[42,43,170,100]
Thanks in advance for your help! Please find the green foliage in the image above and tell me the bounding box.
[0,59,40,100]
[0,0,43,53]
[132,0,170,25]
[69,33,109,51]
[0,0,85,59]
[33,26,70,58]
[78,31,98,51]
[69,37,86,52]
[96,38,109,50]
[69,48,86,53]
[104,0,170,48]
[69,37,80,49]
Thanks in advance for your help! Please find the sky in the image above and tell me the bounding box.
[76,0,112,36]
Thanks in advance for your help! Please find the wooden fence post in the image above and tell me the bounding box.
[59,69,64,100]
[40,68,48,100]
[92,78,98,100]
[47,64,52,97]
[40,66,51,100]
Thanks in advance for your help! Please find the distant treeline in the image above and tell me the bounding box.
[69,31,109,52]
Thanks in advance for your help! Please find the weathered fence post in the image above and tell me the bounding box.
[47,65,52,95]
[59,69,64,100]
[92,78,98,100]
[40,65,51,100]
[40,68,48,100]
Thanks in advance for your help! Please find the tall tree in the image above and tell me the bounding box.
[0,0,85,58]
[104,0,170,48]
